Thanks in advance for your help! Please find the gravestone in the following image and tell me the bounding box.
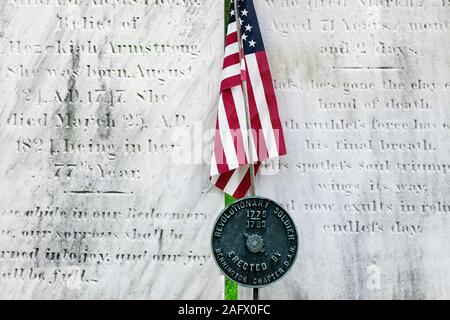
[0,0,449,300]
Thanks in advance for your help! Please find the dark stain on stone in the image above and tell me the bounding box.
[96,82,112,140]
[57,49,81,144]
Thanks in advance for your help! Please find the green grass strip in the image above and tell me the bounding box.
[224,194,238,300]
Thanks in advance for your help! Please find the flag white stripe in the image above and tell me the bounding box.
[210,171,219,184]
[234,84,258,162]
[218,95,239,170]
[231,86,251,162]
[245,53,279,159]
[227,21,237,34]
[221,63,241,82]
[224,42,239,58]
[210,152,219,176]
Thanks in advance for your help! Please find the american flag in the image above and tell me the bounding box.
[210,0,286,199]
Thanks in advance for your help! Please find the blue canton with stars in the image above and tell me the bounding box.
[230,0,265,54]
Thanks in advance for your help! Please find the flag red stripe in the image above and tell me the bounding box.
[232,163,261,199]
[232,168,251,199]
[222,90,248,166]
[256,52,287,155]
[244,62,269,162]
[214,118,229,173]
[225,32,238,46]
[215,169,234,190]
[221,75,241,91]
[223,53,240,69]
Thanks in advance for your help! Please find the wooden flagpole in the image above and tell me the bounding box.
[233,0,259,301]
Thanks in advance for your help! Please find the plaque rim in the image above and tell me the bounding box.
[210,195,299,288]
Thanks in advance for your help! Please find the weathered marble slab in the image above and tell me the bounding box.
[0,0,224,299]
[252,0,450,300]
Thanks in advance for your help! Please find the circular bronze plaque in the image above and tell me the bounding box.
[211,196,298,288]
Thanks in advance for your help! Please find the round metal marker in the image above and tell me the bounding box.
[211,196,298,288]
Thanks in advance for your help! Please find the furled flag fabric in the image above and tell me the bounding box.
[210,0,286,199]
